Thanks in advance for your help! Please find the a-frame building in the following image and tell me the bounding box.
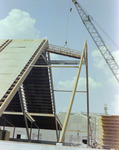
[0,39,89,143]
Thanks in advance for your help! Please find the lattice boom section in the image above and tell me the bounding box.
[97,115,119,149]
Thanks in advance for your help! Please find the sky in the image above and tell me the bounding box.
[0,0,119,115]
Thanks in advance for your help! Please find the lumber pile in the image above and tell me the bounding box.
[97,115,119,149]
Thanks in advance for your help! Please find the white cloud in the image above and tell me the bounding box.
[106,50,119,84]
[0,9,40,39]
[111,94,119,115]
[88,77,102,89]
[107,76,118,86]
[112,50,119,65]
[57,76,102,90]
[91,49,119,78]
[91,50,108,72]
[61,106,68,112]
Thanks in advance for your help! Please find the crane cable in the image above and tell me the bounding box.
[92,19,119,66]
[93,19,119,51]
[64,0,72,47]
[72,1,109,114]
[89,58,106,107]
[91,18,119,66]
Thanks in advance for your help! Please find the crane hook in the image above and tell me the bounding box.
[64,40,68,48]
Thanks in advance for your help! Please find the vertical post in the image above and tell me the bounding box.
[3,119,6,130]
[47,52,59,142]
[58,125,60,138]
[30,122,33,140]
[37,128,40,140]
[89,122,92,146]
[85,40,90,146]
[13,127,15,139]
[59,40,87,143]
[24,114,30,140]
[95,117,96,141]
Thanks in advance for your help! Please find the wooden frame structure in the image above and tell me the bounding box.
[58,39,90,145]
[0,39,61,141]
[0,39,90,144]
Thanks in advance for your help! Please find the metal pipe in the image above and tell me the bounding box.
[30,122,33,140]
[30,65,79,68]
[37,128,40,140]
[2,116,15,127]
[54,90,86,92]
[13,127,15,139]
[3,120,6,130]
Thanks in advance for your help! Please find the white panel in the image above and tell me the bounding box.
[0,39,44,100]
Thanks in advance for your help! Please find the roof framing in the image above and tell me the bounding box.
[0,39,86,141]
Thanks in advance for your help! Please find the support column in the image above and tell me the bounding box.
[47,52,59,142]
[85,40,90,146]
[59,126,60,138]
[13,127,15,139]
[2,116,15,136]
[37,128,40,140]
[24,113,30,140]
[3,120,6,130]
[30,122,33,140]
[18,87,30,140]
[59,39,87,143]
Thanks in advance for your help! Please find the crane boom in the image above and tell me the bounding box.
[72,0,119,82]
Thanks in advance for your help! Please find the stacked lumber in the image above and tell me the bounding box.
[98,115,119,149]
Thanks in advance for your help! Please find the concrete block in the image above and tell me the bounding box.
[56,143,63,146]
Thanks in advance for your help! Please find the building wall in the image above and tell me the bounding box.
[0,112,98,144]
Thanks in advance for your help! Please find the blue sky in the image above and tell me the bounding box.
[0,0,119,115]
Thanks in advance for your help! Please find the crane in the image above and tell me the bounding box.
[72,0,119,83]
